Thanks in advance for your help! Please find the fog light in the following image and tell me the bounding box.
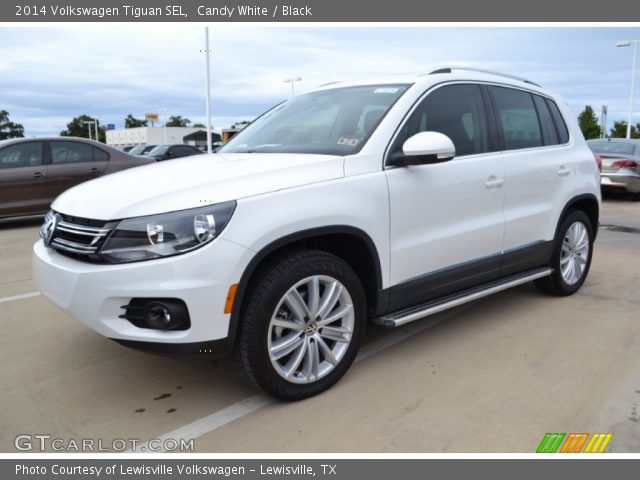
[119,298,190,331]
[145,303,172,329]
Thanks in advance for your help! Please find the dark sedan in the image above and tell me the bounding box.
[0,137,155,221]
[144,144,203,161]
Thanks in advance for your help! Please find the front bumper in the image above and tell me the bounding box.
[33,238,251,355]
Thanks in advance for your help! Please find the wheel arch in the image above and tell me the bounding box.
[557,193,600,240]
[227,226,384,350]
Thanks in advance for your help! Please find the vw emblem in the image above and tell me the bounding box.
[42,214,60,247]
[305,321,318,336]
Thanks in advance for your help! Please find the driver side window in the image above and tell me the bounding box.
[392,84,491,157]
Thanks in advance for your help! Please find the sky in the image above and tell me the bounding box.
[0,26,639,137]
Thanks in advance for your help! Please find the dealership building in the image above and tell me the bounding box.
[105,127,221,147]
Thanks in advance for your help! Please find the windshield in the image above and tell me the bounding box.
[128,146,147,155]
[148,145,170,155]
[219,84,410,156]
[587,140,637,155]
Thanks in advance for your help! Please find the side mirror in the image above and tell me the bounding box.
[389,131,456,167]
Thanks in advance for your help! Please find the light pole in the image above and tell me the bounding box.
[82,120,93,140]
[159,108,169,144]
[204,27,213,155]
[284,77,302,98]
[616,40,639,139]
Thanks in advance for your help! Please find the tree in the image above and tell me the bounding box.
[192,123,206,128]
[124,114,147,128]
[231,120,251,129]
[60,114,106,143]
[609,120,640,139]
[165,115,191,127]
[577,106,601,140]
[0,110,25,140]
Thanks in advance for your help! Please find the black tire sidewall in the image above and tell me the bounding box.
[550,210,594,295]
[238,250,366,401]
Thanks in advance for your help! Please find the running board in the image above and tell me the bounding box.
[374,268,553,328]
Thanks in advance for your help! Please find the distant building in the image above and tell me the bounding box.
[105,127,213,146]
[182,130,222,147]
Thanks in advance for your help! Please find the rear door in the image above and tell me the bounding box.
[0,141,48,218]
[46,141,109,201]
[490,86,571,275]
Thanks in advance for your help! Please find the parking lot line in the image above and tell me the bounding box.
[0,291,40,304]
[137,306,466,452]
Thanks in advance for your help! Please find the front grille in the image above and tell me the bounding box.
[42,212,117,262]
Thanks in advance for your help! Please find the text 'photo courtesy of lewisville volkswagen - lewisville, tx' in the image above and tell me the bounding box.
[1,12,640,473]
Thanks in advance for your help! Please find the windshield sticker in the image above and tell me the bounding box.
[374,87,400,94]
[338,137,360,146]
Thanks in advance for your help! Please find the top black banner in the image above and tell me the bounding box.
[3,0,640,22]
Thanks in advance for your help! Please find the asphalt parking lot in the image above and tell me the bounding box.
[1,196,639,453]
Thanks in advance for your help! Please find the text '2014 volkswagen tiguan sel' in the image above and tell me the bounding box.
[34,68,601,400]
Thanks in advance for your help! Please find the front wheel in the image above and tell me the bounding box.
[534,209,594,296]
[234,249,366,401]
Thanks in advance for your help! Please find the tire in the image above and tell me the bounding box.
[534,209,594,296]
[233,249,366,401]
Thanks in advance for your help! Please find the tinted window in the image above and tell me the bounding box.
[532,95,559,146]
[174,146,196,156]
[394,84,490,157]
[545,99,570,144]
[51,141,93,164]
[92,147,109,162]
[0,142,43,169]
[491,86,542,150]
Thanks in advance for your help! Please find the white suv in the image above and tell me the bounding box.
[34,67,601,400]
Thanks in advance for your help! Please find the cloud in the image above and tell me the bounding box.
[0,26,638,136]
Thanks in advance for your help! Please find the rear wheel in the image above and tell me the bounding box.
[534,209,594,296]
[234,249,366,401]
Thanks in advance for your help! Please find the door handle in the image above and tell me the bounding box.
[32,171,46,178]
[558,166,571,176]
[485,176,504,189]
[89,167,99,174]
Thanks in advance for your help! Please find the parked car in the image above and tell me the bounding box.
[196,142,224,153]
[128,145,157,156]
[34,68,601,400]
[120,146,136,153]
[144,144,203,161]
[0,137,154,221]
[586,138,640,196]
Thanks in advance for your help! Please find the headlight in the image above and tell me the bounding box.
[99,202,236,264]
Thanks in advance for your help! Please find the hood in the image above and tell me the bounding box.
[52,153,344,220]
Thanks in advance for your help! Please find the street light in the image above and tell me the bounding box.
[204,27,213,155]
[158,108,169,144]
[284,77,302,97]
[616,39,639,139]
[82,121,93,141]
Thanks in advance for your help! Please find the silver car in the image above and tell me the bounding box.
[587,138,640,195]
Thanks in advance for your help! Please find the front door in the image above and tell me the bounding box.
[385,83,505,310]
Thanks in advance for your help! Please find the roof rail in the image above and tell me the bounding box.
[424,66,541,88]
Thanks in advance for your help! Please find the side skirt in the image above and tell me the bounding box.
[374,267,552,328]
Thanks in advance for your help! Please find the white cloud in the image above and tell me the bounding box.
[0,26,639,136]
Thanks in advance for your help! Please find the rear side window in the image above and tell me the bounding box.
[545,99,570,144]
[491,86,542,150]
[394,84,490,157]
[0,142,43,169]
[51,141,93,164]
[92,147,109,162]
[532,95,559,146]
